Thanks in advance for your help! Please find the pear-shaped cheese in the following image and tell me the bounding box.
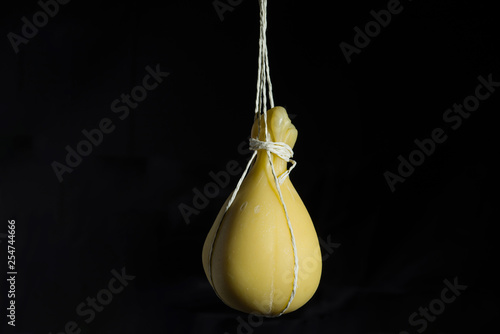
[202,107,321,316]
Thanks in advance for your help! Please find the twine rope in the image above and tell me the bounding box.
[208,0,299,317]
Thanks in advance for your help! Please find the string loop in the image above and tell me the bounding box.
[208,0,299,317]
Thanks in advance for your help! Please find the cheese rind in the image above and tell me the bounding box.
[202,107,322,316]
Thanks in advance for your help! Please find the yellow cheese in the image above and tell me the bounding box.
[202,106,322,316]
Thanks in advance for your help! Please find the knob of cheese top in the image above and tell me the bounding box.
[202,106,321,316]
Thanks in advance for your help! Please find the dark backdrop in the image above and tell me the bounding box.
[0,0,498,333]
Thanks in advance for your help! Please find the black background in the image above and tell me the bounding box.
[0,0,498,333]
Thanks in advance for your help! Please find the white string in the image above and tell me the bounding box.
[208,0,298,317]
[249,138,296,184]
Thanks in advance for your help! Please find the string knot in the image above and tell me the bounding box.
[249,137,296,184]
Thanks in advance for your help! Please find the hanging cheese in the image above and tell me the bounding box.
[202,106,322,316]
